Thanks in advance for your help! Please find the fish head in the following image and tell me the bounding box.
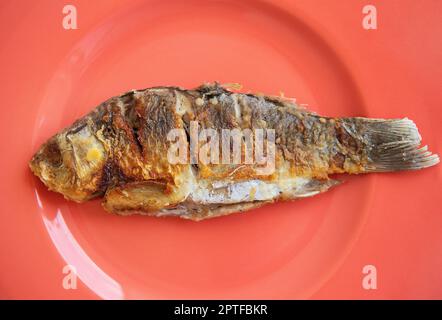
[30,124,108,202]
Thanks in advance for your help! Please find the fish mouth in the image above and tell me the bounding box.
[29,151,78,202]
[29,148,55,189]
[29,138,67,193]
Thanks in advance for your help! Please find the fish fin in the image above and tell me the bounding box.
[181,201,271,221]
[286,178,341,199]
[102,181,176,213]
[354,118,440,172]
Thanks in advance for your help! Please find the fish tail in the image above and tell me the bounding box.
[343,117,440,172]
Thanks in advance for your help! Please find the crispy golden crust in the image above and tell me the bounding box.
[30,83,438,219]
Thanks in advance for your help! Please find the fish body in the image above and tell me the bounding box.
[30,83,439,220]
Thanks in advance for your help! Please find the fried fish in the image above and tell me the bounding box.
[29,83,439,220]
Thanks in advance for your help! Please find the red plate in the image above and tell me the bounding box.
[1,0,441,299]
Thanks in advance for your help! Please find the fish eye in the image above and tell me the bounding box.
[44,140,63,167]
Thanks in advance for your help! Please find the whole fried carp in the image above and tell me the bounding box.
[29,83,439,220]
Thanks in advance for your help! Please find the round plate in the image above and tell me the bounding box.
[1,0,441,299]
